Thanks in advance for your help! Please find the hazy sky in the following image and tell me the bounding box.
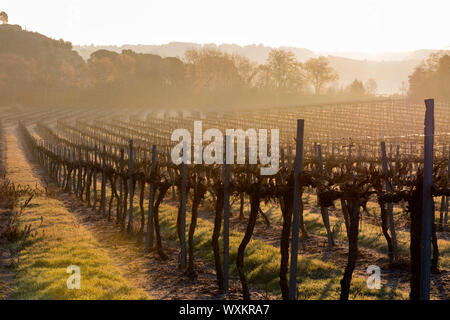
[2,0,449,52]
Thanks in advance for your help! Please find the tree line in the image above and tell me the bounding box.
[408,52,450,103]
[0,27,383,109]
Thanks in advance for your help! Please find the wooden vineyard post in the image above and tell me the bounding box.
[63,147,67,189]
[358,146,362,168]
[72,148,76,192]
[59,147,63,187]
[93,144,98,211]
[410,143,413,177]
[420,99,434,300]
[54,146,57,185]
[348,143,352,169]
[128,140,134,234]
[381,141,399,262]
[223,135,231,293]
[444,148,449,230]
[119,148,124,225]
[171,167,176,200]
[102,145,106,217]
[288,145,292,171]
[395,145,400,171]
[145,145,157,253]
[180,141,187,269]
[54,146,58,186]
[318,144,334,250]
[43,141,46,172]
[78,147,82,198]
[53,145,55,178]
[47,143,50,172]
[313,142,318,168]
[52,145,55,181]
[46,143,50,176]
[58,146,62,187]
[395,144,400,186]
[67,149,72,192]
[389,144,393,171]
[289,119,304,300]
[85,147,90,203]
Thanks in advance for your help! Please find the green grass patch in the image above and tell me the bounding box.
[157,204,406,300]
[258,196,449,269]
[13,196,148,300]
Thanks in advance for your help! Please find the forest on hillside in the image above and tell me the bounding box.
[75,43,442,95]
[1,25,448,109]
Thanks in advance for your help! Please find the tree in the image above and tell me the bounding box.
[231,53,258,87]
[184,48,241,90]
[408,52,450,102]
[88,49,119,63]
[0,11,8,24]
[0,53,34,104]
[162,57,185,87]
[304,56,339,95]
[365,78,377,95]
[263,49,303,91]
[400,81,408,96]
[434,54,450,101]
[347,79,365,96]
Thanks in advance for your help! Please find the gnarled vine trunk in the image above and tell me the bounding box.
[152,184,169,260]
[340,198,360,300]
[139,179,146,235]
[237,192,260,300]
[122,179,128,231]
[379,202,394,264]
[212,188,224,290]
[279,191,293,300]
[187,181,206,275]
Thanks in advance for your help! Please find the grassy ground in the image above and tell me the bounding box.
[156,203,405,300]
[260,193,450,269]
[64,173,449,299]
[94,177,449,299]
[3,131,148,300]
[18,129,448,300]
[10,195,148,300]
[292,208,450,269]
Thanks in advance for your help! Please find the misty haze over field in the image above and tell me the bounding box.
[74,43,448,94]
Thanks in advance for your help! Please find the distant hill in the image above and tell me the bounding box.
[326,56,419,94]
[0,24,84,68]
[0,25,85,107]
[315,49,450,62]
[405,49,450,61]
[1,25,444,95]
[74,43,446,94]
[74,42,316,64]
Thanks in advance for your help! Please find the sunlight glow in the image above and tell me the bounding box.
[2,0,449,52]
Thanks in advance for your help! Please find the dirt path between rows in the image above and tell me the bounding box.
[3,126,264,300]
